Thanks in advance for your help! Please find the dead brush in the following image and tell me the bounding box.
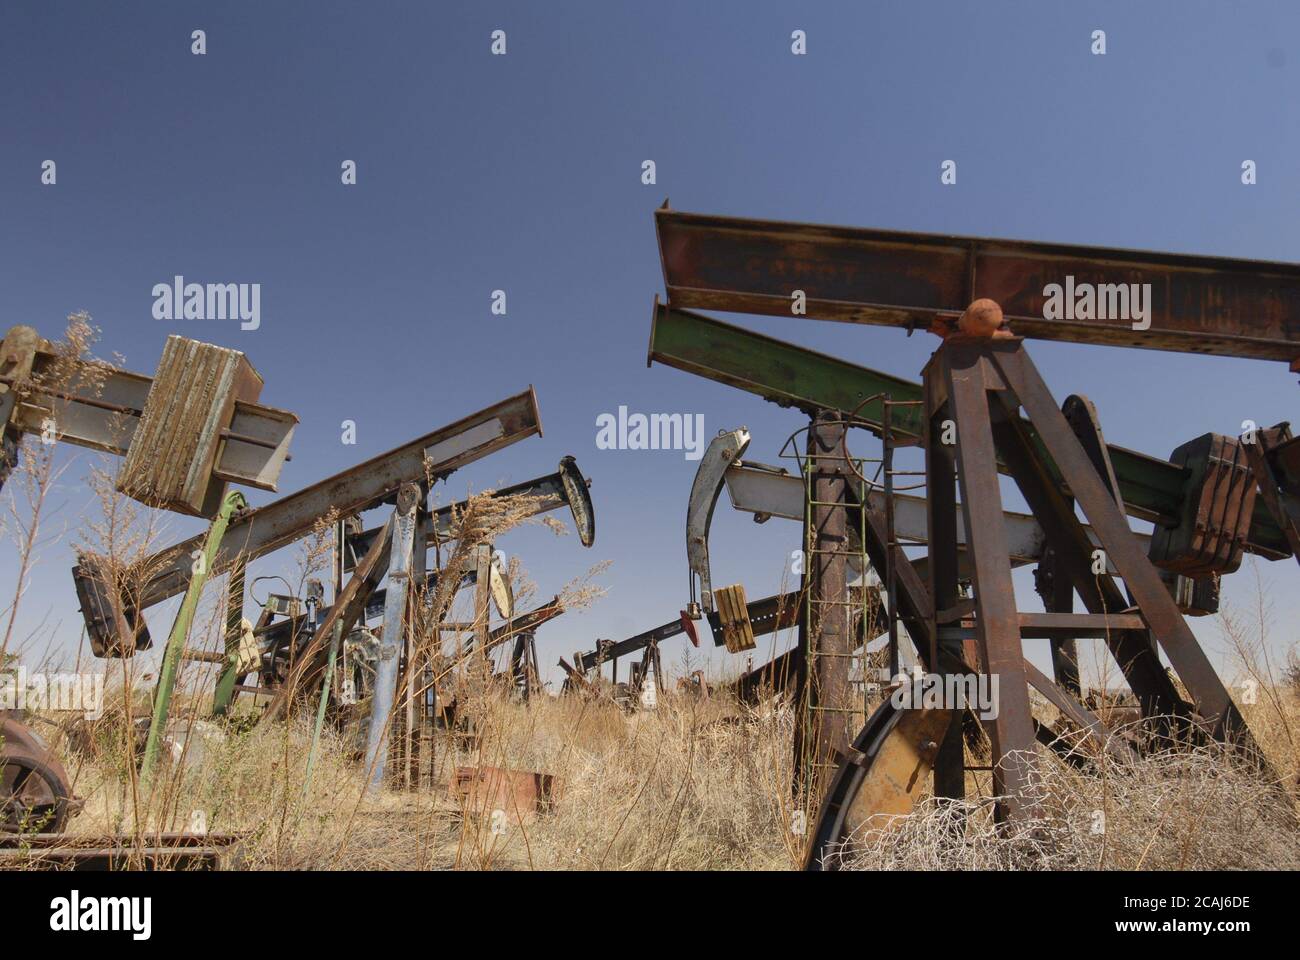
[443,690,799,870]
[825,739,1300,871]
[57,688,462,869]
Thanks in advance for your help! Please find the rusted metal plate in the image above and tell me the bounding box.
[449,765,560,825]
[71,553,153,656]
[657,208,1300,362]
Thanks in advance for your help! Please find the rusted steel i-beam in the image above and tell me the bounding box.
[938,348,1045,822]
[343,455,594,568]
[656,207,1300,364]
[0,325,298,513]
[133,389,542,610]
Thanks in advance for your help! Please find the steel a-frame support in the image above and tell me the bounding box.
[922,336,1267,823]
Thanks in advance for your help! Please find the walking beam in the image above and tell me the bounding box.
[72,389,543,656]
[655,206,1300,363]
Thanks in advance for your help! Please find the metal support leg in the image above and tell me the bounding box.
[922,359,967,803]
[473,543,492,653]
[211,558,247,716]
[942,344,1042,824]
[141,490,246,784]
[404,489,428,790]
[1034,546,1081,697]
[363,483,420,791]
[795,412,855,791]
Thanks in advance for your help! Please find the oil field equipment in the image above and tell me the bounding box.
[646,204,1294,864]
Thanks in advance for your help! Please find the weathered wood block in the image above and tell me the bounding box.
[116,337,263,516]
[714,582,757,652]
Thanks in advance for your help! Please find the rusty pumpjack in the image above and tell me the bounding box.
[72,370,595,789]
[1,327,299,821]
[564,587,880,707]
[647,204,1295,864]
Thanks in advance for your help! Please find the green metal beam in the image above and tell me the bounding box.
[648,300,1290,558]
[141,490,247,785]
[648,296,924,436]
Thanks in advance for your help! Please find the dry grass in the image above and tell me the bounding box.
[824,736,1299,871]
[14,669,1292,871]
[33,687,800,871]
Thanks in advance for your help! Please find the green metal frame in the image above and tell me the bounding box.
[210,559,246,716]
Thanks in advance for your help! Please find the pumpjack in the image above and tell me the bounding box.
[647,204,1297,866]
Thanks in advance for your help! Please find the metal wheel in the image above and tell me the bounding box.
[1,716,74,833]
[804,697,954,871]
[2,746,72,833]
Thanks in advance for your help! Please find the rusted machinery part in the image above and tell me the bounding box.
[958,298,1011,339]
[804,698,954,872]
[804,684,1131,870]
[1032,719,1096,772]
[0,831,245,870]
[1,713,44,752]
[1,718,74,834]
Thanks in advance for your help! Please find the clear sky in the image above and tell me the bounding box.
[2,1,1298,689]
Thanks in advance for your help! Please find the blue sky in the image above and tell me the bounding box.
[2,1,1298,687]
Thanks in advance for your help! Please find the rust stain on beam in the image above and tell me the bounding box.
[657,208,1300,362]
